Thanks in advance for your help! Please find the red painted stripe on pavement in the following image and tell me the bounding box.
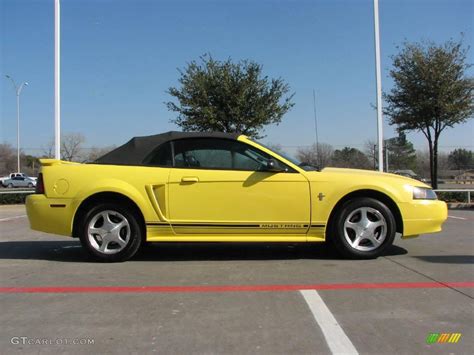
[0,282,473,293]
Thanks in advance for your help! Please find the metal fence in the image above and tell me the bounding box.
[435,189,472,204]
[0,189,35,195]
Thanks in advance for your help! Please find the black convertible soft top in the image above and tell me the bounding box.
[94,131,240,165]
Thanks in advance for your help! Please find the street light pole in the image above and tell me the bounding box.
[312,89,320,166]
[5,75,28,173]
[54,0,61,160]
[373,0,384,172]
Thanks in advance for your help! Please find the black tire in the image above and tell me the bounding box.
[28,183,33,188]
[7,183,13,188]
[330,197,396,259]
[78,202,143,262]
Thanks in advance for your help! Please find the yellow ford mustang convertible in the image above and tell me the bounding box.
[26,131,447,262]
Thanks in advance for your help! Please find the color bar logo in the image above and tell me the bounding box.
[426,333,462,344]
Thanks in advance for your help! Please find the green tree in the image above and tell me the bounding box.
[166,54,294,138]
[330,147,371,169]
[384,39,473,188]
[448,148,474,170]
[386,133,417,171]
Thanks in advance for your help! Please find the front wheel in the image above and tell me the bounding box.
[330,197,396,259]
[78,203,143,262]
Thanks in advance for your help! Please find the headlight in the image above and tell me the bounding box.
[412,186,437,200]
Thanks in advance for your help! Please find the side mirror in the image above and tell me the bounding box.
[264,159,284,172]
[299,161,320,171]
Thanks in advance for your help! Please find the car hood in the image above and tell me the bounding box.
[307,167,430,188]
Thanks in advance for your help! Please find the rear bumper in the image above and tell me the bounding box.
[400,200,448,238]
[26,194,76,237]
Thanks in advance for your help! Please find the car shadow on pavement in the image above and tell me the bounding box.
[0,240,407,263]
[412,255,474,264]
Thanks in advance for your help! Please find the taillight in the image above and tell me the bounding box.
[36,173,45,194]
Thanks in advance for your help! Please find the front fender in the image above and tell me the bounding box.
[311,180,410,226]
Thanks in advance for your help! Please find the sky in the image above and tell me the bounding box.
[1,0,473,157]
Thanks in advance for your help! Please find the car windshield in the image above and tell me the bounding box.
[251,140,319,171]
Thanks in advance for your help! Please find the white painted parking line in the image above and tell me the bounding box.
[300,290,358,355]
[448,215,467,220]
[0,215,27,222]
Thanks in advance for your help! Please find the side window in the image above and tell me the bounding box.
[172,138,292,171]
[173,139,233,169]
[189,149,232,169]
[233,151,260,170]
[232,145,277,170]
[143,142,172,166]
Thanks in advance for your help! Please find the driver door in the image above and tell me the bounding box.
[167,138,311,236]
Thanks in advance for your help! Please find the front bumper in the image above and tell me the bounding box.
[400,200,448,238]
[26,194,76,237]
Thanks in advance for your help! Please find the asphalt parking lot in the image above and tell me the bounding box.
[0,205,473,354]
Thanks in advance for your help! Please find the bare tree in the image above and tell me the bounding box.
[42,136,115,163]
[0,143,16,174]
[82,146,116,163]
[42,133,87,161]
[317,143,334,168]
[296,143,334,168]
[61,133,86,161]
[265,143,284,154]
[42,139,55,158]
[364,139,377,170]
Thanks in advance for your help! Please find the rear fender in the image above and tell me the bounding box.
[73,179,158,222]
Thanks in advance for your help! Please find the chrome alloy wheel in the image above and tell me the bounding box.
[87,210,131,254]
[343,207,387,252]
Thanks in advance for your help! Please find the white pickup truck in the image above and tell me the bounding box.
[0,173,37,187]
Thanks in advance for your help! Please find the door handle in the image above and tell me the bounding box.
[181,176,199,183]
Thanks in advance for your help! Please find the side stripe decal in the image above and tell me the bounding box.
[147,222,325,228]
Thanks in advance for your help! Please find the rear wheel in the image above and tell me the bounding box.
[78,203,142,262]
[7,183,13,188]
[330,197,396,259]
[27,183,33,188]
